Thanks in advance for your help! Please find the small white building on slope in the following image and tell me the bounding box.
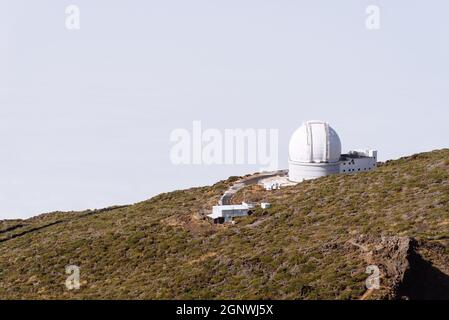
[288,121,377,182]
[207,203,251,224]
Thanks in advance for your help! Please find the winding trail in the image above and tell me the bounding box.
[219,170,287,205]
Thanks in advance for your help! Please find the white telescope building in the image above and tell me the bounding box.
[288,121,377,182]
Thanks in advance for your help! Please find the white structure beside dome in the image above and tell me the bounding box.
[340,149,377,174]
[288,121,377,182]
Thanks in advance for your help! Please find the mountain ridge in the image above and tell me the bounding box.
[1,149,449,299]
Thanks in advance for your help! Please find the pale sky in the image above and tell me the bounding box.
[1,1,449,219]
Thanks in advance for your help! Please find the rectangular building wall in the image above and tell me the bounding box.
[340,157,377,174]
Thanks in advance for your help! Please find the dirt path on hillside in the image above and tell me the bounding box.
[219,170,287,205]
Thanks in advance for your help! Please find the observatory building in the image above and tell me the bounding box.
[209,120,377,224]
[288,121,377,182]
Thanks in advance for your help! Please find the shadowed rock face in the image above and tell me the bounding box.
[348,235,449,300]
[396,249,449,300]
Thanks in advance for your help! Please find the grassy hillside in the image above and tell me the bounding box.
[1,149,449,299]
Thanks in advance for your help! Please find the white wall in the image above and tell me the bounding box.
[340,157,377,174]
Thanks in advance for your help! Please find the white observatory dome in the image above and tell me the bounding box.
[288,121,342,182]
[289,121,341,163]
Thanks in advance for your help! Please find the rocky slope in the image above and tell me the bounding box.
[0,149,449,299]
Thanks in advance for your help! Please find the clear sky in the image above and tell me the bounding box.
[1,1,449,219]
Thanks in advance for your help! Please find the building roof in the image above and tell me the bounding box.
[289,121,342,164]
[212,204,249,211]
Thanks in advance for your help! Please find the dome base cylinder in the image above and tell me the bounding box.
[288,160,341,182]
